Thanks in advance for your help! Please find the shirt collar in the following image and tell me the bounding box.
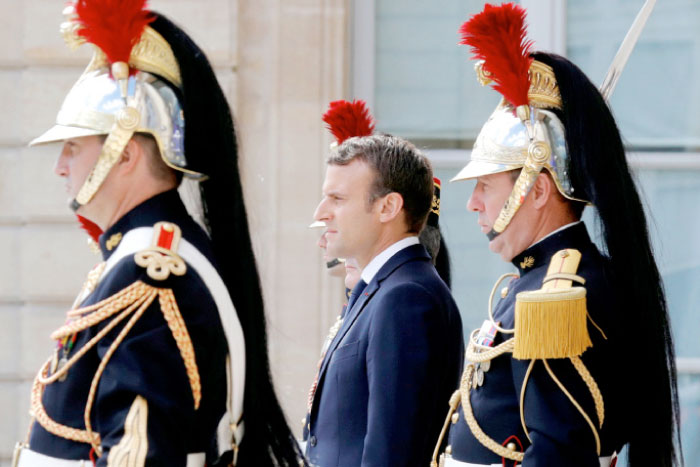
[361,236,420,284]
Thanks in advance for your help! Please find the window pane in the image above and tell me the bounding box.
[374,0,504,142]
[567,0,700,149]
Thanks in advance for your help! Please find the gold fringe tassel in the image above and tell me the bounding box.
[513,287,592,359]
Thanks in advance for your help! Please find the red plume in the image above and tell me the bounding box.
[73,0,153,65]
[322,100,375,144]
[459,3,533,108]
[76,215,103,244]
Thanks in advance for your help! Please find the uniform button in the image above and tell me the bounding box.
[451,412,459,424]
[310,435,317,447]
[445,445,452,455]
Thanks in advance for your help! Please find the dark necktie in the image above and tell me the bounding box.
[346,279,368,312]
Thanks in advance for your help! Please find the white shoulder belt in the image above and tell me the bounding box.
[102,227,246,453]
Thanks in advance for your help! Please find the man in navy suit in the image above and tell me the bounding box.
[305,134,464,466]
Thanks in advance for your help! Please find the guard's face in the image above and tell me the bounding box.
[54,136,102,204]
[318,231,345,277]
[467,171,521,261]
[343,257,362,290]
[314,159,380,267]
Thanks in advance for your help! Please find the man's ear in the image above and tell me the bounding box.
[117,137,143,174]
[532,172,554,210]
[377,192,404,224]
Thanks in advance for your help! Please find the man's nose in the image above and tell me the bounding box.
[466,187,482,212]
[54,149,69,177]
[313,198,330,222]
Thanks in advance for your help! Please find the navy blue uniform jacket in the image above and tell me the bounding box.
[305,243,464,467]
[29,191,228,465]
[448,223,627,465]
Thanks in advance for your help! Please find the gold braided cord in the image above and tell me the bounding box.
[30,359,102,446]
[40,292,152,385]
[460,364,525,462]
[65,281,153,320]
[586,312,608,341]
[542,359,601,455]
[465,332,515,362]
[84,289,158,455]
[31,280,203,456]
[431,390,461,467]
[519,360,535,443]
[570,356,605,428]
[487,273,519,335]
[158,289,202,410]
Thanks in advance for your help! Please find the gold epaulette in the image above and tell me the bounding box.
[434,249,606,462]
[134,222,187,281]
[513,249,592,360]
[514,249,605,455]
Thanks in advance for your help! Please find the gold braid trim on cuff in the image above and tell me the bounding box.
[31,281,202,456]
[107,396,149,467]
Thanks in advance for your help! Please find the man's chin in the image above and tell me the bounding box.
[488,236,513,262]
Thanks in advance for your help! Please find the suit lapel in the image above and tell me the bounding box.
[310,244,431,414]
[315,280,378,386]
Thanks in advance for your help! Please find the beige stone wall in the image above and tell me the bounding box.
[0,0,347,463]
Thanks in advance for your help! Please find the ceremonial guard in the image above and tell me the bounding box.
[433,3,680,467]
[14,1,303,466]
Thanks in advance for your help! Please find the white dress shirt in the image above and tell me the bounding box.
[360,236,420,284]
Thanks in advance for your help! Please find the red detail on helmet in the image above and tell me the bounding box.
[433,177,441,188]
[322,100,375,144]
[73,0,154,67]
[76,215,103,243]
[459,3,533,109]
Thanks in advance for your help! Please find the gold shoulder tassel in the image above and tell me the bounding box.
[513,249,592,360]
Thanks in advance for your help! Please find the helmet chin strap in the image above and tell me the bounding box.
[70,113,137,211]
[71,63,140,212]
[486,106,551,241]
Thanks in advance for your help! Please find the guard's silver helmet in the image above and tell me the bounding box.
[30,5,205,211]
[31,69,195,179]
[454,8,589,240]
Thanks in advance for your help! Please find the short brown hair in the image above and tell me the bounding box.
[328,134,433,233]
